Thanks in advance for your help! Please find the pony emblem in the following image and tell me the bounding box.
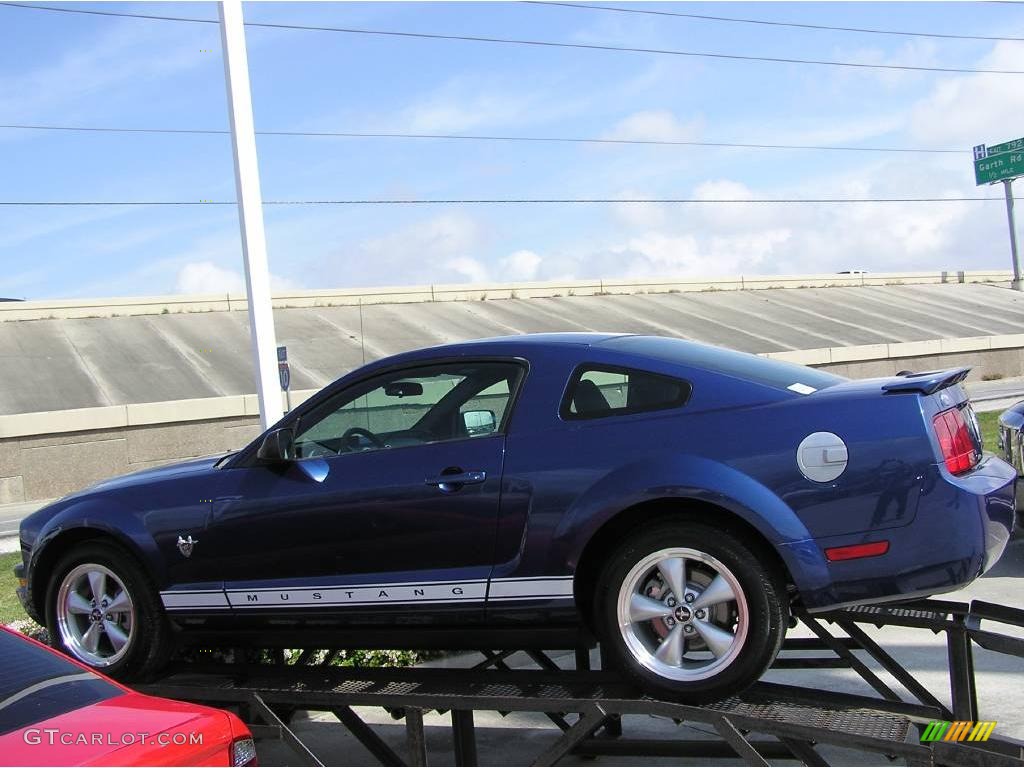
[177,535,198,558]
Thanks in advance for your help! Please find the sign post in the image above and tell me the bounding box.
[973,138,1023,290]
[219,0,283,428]
[278,345,291,412]
[1004,178,1021,291]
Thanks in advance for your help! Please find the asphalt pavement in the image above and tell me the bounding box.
[0,500,45,552]
[968,376,1024,413]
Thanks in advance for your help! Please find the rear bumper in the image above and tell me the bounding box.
[799,456,1015,611]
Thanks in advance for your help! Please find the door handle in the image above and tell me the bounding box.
[425,470,487,491]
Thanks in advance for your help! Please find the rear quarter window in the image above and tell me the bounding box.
[562,365,692,420]
[600,336,845,392]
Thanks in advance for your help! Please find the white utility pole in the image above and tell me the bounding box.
[219,0,282,429]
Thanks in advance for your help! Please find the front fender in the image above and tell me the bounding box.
[29,495,164,596]
[556,453,830,596]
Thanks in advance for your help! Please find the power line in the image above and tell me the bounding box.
[2,2,1021,75]
[0,2,217,24]
[0,123,967,155]
[0,197,1014,206]
[160,21,1024,76]
[0,124,228,135]
[524,1,1024,43]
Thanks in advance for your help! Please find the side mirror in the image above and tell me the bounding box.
[257,427,295,462]
[462,409,497,436]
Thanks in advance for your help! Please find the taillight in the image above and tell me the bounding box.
[932,407,978,475]
[231,737,258,766]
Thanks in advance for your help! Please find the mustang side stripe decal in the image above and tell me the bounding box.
[160,590,230,609]
[160,576,575,610]
[488,578,574,599]
[230,578,487,592]
[226,581,487,608]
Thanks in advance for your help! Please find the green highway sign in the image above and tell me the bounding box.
[974,137,1024,185]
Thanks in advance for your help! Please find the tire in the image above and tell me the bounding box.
[593,521,786,702]
[45,540,172,681]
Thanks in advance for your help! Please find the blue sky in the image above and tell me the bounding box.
[1,1,1023,299]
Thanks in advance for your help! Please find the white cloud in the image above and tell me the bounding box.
[339,212,489,286]
[591,227,791,279]
[829,39,940,88]
[693,179,753,201]
[688,180,783,233]
[748,113,908,151]
[907,41,1024,148]
[393,72,590,134]
[394,36,1023,286]
[175,260,301,295]
[602,110,702,143]
[444,256,490,283]
[611,196,669,229]
[404,94,516,134]
[608,179,757,233]
[176,261,246,294]
[500,249,543,281]
[528,147,996,282]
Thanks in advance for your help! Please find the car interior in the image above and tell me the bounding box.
[292,363,520,458]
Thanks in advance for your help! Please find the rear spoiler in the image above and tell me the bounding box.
[881,367,971,396]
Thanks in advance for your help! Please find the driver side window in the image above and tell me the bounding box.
[292,361,521,458]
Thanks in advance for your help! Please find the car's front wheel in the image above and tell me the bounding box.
[594,521,786,702]
[46,540,171,680]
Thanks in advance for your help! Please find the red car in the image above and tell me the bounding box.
[0,626,255,766]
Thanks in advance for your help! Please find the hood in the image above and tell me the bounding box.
[20,455,232,545]
[19,454,232,549]
[75,454,230,496]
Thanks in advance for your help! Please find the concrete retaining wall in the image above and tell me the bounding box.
[819,350,1024,379]
[0,417,264,504]
[3,336,1023,505]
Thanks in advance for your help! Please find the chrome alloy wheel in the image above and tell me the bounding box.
[616,547,748,682]
[56,563,135,667]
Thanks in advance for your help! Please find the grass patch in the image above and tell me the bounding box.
[0,551,28,625]
[978,410,1000,453]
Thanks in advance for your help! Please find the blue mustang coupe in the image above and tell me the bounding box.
[15,333,1016,700]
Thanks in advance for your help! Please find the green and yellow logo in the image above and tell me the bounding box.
[921,720,997,743]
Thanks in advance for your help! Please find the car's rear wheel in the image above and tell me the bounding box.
[46,541,172,680]
[594,521,786,702]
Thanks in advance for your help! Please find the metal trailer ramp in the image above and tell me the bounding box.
[139,598,1024,766]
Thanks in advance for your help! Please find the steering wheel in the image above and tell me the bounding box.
[297,439,335,459]
[342,426,385,450]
